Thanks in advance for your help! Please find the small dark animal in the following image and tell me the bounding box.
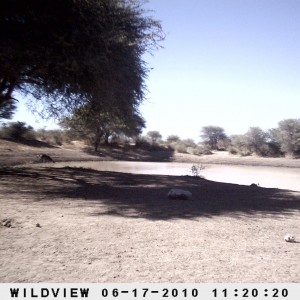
[39,154,55,163]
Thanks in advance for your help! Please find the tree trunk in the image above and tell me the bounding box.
[104,132,110,145]
[94,127,103,152]
[94,139,99,152]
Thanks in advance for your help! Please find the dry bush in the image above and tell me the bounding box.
[36,129,68,145]
[0,121,36,140]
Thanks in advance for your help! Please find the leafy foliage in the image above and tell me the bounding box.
[0,0,164,120]
[35,129,67,146]
[275,119,300,156]
[228,122,300,157]
[61,104,145,151]
[190,164,205,178]
[0,121,35,139]
[190,144,212,155]
[229,134,252,156]
[172,141,187,153]
[200,126,227,150]
[166,135,180,143]
[146,130,162,144]
[230,128,274,157]
[245,127,268,156]
[0,98,17,119]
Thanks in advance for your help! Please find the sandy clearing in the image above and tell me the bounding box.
[1,165,300,283]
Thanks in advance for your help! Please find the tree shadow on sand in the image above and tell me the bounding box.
[83,145,175,162]
[1,166,300,220]
[1,137,57,148]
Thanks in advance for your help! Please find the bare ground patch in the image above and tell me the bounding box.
[1,166,300,282]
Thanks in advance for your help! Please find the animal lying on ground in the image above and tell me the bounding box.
[167,188,192,200]
[39,154,55,163]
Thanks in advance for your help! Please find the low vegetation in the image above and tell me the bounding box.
[164,119,300,158]
[0,121,69,146]
[1,118,300,159]
[190,164,206,178]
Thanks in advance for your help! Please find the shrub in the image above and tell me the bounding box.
[190,164,205,178]
[190,144,212,155]
[36,129,66,145]
[135,136,154,149]
[276,119,300,157]
[182,138,196,148]
[229,127,283,157]
[229,135,252,156]
[146,131,162,144]
[166,135,180,144]
[173,141,187,153]
[200,126,227,150]
[0,121,35,140]
[245,127,269,156]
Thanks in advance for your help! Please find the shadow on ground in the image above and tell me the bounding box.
[1,166,300,220]
[1,137,57,148]
[84,145,175,162]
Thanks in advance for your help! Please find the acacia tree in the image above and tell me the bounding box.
[147,130,162,144]
[200,126,227,150]
[275,119,300,156]
[229,134,251,156]
[166,135,180,143]
[0,0,164,119]
[61,104,145,151]
[245,127,268,156]
[266,128,282,156]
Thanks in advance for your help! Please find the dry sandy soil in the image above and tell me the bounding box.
[1,139,300,282]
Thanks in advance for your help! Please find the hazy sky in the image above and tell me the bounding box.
[12,0,300,141]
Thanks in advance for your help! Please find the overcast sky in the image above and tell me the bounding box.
[12,0,300,142]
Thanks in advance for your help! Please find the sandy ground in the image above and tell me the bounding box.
[1,139,300,282]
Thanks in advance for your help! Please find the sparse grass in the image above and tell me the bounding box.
[190,163,206,178]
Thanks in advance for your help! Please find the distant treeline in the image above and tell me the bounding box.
[1,118,300,158]
[141,119,300,158]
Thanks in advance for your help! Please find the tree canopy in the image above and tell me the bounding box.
[61,103,145,151]
[147,130,162,143]
[0,0,164,119]
[276,119,300,156]
[245,127,268,156]
[200,126,227,150]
